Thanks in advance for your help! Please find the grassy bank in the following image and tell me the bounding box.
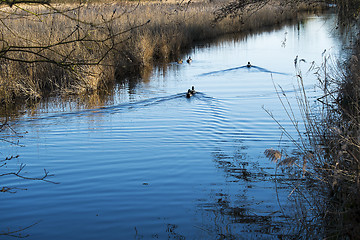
[0,0,325,104]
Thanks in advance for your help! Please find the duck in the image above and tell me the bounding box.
[246,62,251,68]
[186,57,192,63]
[177,59,183,64]
[190,86,196,94]
[186,89,193,98]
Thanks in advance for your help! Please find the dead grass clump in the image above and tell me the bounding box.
[135,31,156,66]
[67,64,116,94]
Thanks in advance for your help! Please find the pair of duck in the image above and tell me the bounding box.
[178,57,192,64]
[186,86,196,98]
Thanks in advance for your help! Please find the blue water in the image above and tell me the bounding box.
[0,13,342,239]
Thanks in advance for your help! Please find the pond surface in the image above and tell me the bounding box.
[1,13,343,239]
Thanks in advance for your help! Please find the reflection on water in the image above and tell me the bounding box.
[0,13,342,239]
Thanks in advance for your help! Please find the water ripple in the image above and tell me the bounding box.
[198,65,289,76]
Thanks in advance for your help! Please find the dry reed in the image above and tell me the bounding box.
[264,41,360,237]
[0,0,325,103]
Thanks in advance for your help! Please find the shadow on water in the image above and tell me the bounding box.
[198,65,290,77]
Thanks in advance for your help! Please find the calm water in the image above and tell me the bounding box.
[1,13,343,239]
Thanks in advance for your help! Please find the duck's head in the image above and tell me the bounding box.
[186,89,192,98]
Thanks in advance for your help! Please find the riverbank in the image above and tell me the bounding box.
[0,1,326,103]
[264,13,360,238]
[321,38,360,238]
[0,0,327,105]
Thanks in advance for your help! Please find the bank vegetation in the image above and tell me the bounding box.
[264,0,360,237]
[0,0,325,104]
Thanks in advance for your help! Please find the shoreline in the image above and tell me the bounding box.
[0,0,328,107]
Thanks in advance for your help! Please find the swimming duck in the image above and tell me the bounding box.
[177,59,183,64]
[186,89,193,98]
[246,62,251,68]
[186,57,192,63]
[190,86,196,94]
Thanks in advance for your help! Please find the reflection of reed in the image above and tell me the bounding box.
[134,223,186,239]
[193,146,297,238]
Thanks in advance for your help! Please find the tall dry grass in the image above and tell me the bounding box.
[0,0,326,103]
[323,42,360,239]
[264,41,360,237]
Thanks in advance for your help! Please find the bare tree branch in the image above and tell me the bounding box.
[0,221,39,238]
[0,163,59,184]
[214,0,271,22]
[1,0,49,7]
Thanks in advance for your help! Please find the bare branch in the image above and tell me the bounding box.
[0,163,59,184]
[214,0,270,22]
[0,221,39,238]
[1,0,49,7]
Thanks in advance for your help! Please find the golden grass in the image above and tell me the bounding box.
[0,0,325,103]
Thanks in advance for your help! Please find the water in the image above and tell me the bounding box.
[1,13,343,239]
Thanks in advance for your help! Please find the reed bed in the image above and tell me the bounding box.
[323,42,360,238]
[0,0,324,103]
[264,38,360,238]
